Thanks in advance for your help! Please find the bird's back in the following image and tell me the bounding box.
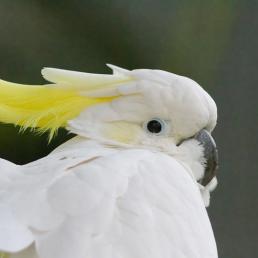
[0,138,217,258]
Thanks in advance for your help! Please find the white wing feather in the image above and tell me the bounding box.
[0,139,217,258]
[0,160,34,253]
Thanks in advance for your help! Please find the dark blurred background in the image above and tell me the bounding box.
[0,0,257,257]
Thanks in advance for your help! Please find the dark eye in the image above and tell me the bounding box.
[144,118,168,135]
[147,120,162,133]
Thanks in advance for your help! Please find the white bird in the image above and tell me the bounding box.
[0,65,218,258]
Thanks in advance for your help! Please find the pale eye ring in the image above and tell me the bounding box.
[144,118,168,135]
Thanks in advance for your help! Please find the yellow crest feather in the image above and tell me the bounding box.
[0,79,114,140]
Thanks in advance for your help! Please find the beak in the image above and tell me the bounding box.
[194,129,218,186]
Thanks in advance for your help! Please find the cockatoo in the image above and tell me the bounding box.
[0,65,218,258]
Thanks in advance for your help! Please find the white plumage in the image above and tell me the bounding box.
[0,65,218,258]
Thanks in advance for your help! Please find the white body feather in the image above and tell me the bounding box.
[1,138,217,258]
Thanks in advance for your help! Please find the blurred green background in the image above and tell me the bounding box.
[0,0,257,257]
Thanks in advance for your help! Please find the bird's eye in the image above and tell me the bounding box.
[144,118,168,135]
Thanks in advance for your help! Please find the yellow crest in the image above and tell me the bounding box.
[0,66,132,140]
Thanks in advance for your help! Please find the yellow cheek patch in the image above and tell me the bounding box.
[103,122,141,144]
[0,79,114,140]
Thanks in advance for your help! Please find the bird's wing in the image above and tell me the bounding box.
[0,160,34,253]
[0,140,115,254]
[0,145,217,258]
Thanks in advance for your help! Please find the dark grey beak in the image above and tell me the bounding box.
[194,129,218,186]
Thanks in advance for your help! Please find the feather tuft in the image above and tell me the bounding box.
[0,79,114,141]
[0,65,133,140]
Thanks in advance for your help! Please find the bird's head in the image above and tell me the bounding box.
[68,65,216,144]
[0,64,218,205]
[66,65,218,194]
